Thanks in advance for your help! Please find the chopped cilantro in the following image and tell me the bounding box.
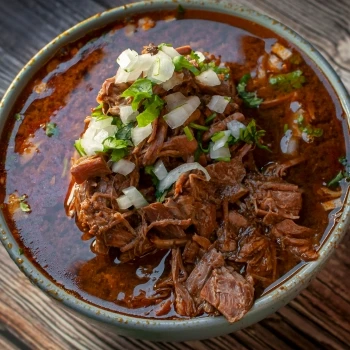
[239,119,271,151]
[184,126,194,141]
[156,188,169,203]
[237,74,263,108]
[189,122,209,131]
[205,113,217,125]
[137,95,164,127]
[190,51,201,61]
[115,122,133,140]
[121,78,153,110]
[45,122,58,137]
[216,157,231,162]
[284,124,289,133]
[110,149,127,162]
[14,113,22,121]
[91,103,108,120]
[158,43,172,49]
[269,70,306,91]
[19,195,31,213]
[173,56,200,76]
[18,248,24,255]
[144,165,159,187]
[102,138,131,151]
[211,131,225,142]
[74,139,86,156]
[328,156,350,187]
[295,115,323,138]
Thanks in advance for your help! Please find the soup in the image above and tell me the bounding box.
[0,9,346,321]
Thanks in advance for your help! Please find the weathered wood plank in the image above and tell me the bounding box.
[0,0,349,349]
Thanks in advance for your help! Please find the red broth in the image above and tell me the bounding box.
[0,9,346,319]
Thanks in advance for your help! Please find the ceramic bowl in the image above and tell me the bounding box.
[1,0,349,342]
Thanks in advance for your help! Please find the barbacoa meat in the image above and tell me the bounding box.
[70,43,322,324]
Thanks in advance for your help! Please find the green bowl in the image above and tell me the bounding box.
[1,0,349,341]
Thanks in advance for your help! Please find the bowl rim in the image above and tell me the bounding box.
[1,0,350,335]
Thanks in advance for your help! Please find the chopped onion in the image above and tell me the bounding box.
[164,92,188,111]
[90,117,114,129]
[209,142,231,159]
[120,105,139,124]
[153,160,168,180]
[280,130,299,155]
[212,130,231,151]
[194,51,205,63]
[146,51,175,84]
[131,123,152,146]
[158,162,211,193]
[112,159,136,176]
[227,120,246,139]
[136,53,154,71]
[161,72,184,91]
[195,69,221,86]
[117,49,139,70]
[115,66,142,83]
[93,129,109,144]
[163,96,200,129]
[207,95,230,113]
[81,138,103,156]
[160,45,181,58]
[268,54,283,72]
[271,42,292,61]
[117,195,133,210]
[122,186,148,209]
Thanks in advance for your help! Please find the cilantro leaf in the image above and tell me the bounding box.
[110,149,127,162]
[14,113,22,121]
[136,95,164,127]
[269,70,306,91]
[295,115,323,138]
[45,122,58,137]
[239,119,271,151]
[328,171,345,188]
[173,56,200,76]
[74,139,86,156]
[328,156,350,187]
[19,195,31,213]
[121,78,153,110]
[102,138,131,151]
[115,122,133,140]
[237,74,263,108]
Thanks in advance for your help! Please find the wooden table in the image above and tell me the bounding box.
[0,0,349,349]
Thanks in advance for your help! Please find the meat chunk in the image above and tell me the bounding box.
[203,113,245,141]
[272,219,318,261]
[192,202,217,238]
[71,155,111,184]
[200,266,254,323]
[159,135,198,158]
[185,249,225,300]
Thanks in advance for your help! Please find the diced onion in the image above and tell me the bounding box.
[120,105,139,124]
[153,160,168,180]
[271,42,292,61]
[158,162,211,193]
[268,54,283,72]
[194,51,205,63]
[117,195,133,210]
[117,49,139,70]
[163,96,201,129]
[195,69,221,86]
[93,129,109,144]
[207,95,230,113]
[115,66,142,83]
[146,51,175,84]
[122,186,148,209]
[280,130,299,155]
[112,159,136,176]
[131,123,152,146]
[227,120,246,139]
[161,72,184,91]
[160,45,181,58]
[209,143,231,159]
[164,92,188,111]
[81,138,103,156]
[90,117,114,129]
[212,130,231,151]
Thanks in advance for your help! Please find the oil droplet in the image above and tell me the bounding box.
[7,243,12,249]
[17,258,24,264]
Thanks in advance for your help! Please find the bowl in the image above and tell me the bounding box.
[1,0,349,342]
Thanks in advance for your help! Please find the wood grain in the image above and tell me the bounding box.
[0,0,349,349]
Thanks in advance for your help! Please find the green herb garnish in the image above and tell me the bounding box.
[269,70,306,91]
[158,43,172,49]
[237,74,263,108]
[173,56,200,76]
[110,149,128,162]
[45,122,58,137]
[205,113,217,125]
[137,95,164,127]
[102,138,131,151]
[115,122,133,140]
[74,139,86,156]
[211,131,225,142]
[177,4,185,14]
[216,157,231,162]
[18,248,24,255]
[295,115,323,138]
[19,195,31,213]
[14,113,22,121]
[184,126,194,141]
[238,119,270,151]
[121,78,153,110]
[328,156,350,187]
[189,123,209,131]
